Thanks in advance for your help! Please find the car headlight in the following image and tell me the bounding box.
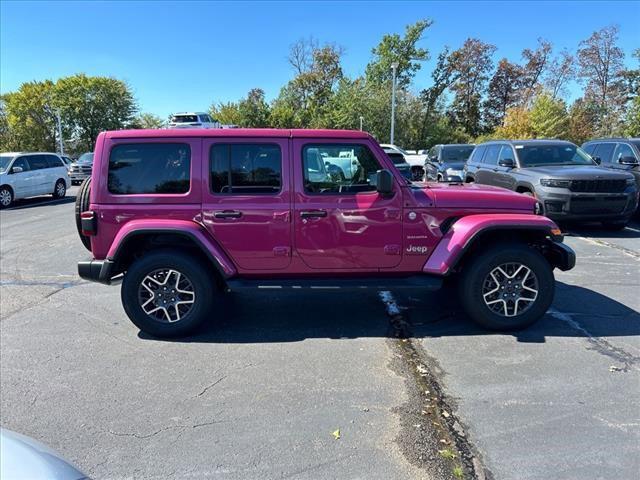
[540,178,571,188]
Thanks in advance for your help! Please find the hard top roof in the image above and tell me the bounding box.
[103,128,372,140]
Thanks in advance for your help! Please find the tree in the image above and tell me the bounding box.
[133,113,166,129]
[529,92,569,138]
[449,38,497,137]
[624,96,640,137]
[237,88,271,127]
[365,20,431,88]
[567,98,599,145]
[544,50,575,99]
[483,58,522,129]
[493,106,534,140]
[519,39,553,105]
[55,74,137,152]
[209,101,242,126]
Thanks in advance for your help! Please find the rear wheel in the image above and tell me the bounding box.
[74,178,92,251]
[52,179,66,199]
[121,250,216,338]
[458,243,554,331]
[0,186,13,208]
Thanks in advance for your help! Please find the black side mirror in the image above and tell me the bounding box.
[620,156,639,165]
[498,158,515,168]
[592,156,602,165]
[376,169,394,196]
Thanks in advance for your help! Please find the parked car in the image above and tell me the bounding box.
[68,152,93,185]
[381,147,412,180]
[0,152,69,208]
[0,428,87,480]
[60,155,75,168]
[464,140,638,229]
[582,138,640,213]
[425,144,475,182]
[75,128,574,338]
[379,144,427,180]
[168,112,219,129]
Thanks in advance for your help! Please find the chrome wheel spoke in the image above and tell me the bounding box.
[138,268,195,323]
[482,262,539,318]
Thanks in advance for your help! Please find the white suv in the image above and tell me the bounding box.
[0,152,70,208]
[168,112,219,129]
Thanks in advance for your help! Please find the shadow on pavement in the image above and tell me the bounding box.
[138,282,639,344]
[3,195,76,210]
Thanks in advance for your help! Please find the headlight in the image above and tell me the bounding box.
[540,178,571,188]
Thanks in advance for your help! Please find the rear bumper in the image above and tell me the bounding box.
[547,240,576,271]
[78,259,115,285]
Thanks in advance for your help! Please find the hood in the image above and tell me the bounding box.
[518,165,632,180]
[414,182,536,211]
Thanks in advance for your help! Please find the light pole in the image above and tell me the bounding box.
[359,116,364,131]
[55,110,64,155]
[390,62,399,145]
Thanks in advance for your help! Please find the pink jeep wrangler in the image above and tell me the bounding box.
[76,129,575,337]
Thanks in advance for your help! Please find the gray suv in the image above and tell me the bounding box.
[464,140,638,229]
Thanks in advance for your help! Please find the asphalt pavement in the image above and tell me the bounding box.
[0,188,638,480]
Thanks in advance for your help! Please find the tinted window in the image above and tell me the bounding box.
[631,140,640,151]
[468,145,486,163]
[303,144,383,194]
[441,146,474,162]
[108,143,191,194]
[592,143,616,163]
[483,145,502,165]
[200,115,212,123]
[11,157,30,172]
[582,143,597,155]
[498,146,515,162]
[614,143,637,162]
[171,115,198,123]
[28,155,49,170]
[45,155,64,168]
[516,144,594,167]
[210,144,281,194]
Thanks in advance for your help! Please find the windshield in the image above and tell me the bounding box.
[516,144,595,167]
[631,140,640,151]
[386,153,407,165]
[77,153,94,164]
[441,146,474,162]
[0,156,14,172]
[171,115,198,123]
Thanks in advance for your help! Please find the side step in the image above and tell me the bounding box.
[226,275,442,292]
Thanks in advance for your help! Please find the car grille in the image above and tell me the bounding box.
[569,179,627,193]
[70,165,92,174]
[569,196,628,214]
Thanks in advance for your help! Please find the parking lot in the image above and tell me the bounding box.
[1,188,638,480]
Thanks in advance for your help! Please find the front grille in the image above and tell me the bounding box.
[569,196,628,214]
[569,179,627,193]
[70,165,92,174]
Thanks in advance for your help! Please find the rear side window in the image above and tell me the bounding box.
[28,155,49,170]
[482,145,502,165]
[469,145,486,163]
[45,155,64,168]
[108,143,191,194]
[592,143,616,163]
[210,144,282,194]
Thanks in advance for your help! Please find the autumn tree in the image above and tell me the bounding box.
[544,50,575,99]
[519,39,553,105]
[483,59,522,129]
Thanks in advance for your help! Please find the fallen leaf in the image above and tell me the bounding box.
[332,429,341,440]
[442,411,450,418]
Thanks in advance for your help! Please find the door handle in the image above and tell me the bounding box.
[213,210,242,219]
[300,210,327,219]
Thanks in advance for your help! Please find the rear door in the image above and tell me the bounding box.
[24,155,50,194]
[475,144,501,186]
[293,139,403,270]
[201,137,292,270]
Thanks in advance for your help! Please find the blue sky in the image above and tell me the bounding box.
[1,1,638,119]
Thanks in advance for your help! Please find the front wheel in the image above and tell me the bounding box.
[121,250,216,337]
[458,244,554,331]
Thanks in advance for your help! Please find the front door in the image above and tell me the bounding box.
[9,157,37,197]
[201,138,291,271]
[293,139,403,270]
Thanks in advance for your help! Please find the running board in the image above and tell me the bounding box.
[225,276,442,292]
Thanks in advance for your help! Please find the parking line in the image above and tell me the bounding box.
[571,236,640,260]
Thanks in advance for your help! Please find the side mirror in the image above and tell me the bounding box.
[498,158,515,168]
[10,166,23,174]
[592,156,602,165]
[620,156,639,165]
[375,169,394,196]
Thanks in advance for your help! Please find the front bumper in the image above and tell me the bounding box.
[546,240,576,271]
[536,187,638,221]
[69,173,91,182]
[78,259,116,285]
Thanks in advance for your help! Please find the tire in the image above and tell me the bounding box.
[0,186,13,208]
[602,221,627,231]
[458,243,554,331]
[52,179,66,199]
[74,178,92,251]
[121,250,216,338]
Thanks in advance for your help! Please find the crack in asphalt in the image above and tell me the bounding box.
[195,376,227,397]
[379,290,490,480]
[106,419,223,440]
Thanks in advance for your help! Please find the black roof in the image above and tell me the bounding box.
[480,139,576,146]
[583,137,640,143]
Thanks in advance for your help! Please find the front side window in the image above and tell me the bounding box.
[11,157,29,172]
[108,143,191,194]
[210,144,281,194]
[516,144,594,167]
[303,144,383,194]
[614,143,636,162]
[498,146,515,162]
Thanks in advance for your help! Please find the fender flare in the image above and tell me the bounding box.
[106,219,237,279]
[515,181,536,194]
[423,214,561,275]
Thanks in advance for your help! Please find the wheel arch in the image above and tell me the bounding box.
[515,182,535,194]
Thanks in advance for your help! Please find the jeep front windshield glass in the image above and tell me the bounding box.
[0,156,14,172]
[516,144,595,167]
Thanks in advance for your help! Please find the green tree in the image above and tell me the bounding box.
[624,96,640,136]
[494,106,534,140]
[365,20,431,88]
[237,88,271,127]
[483,58,522,129]
[567,98,599,145]
[209,101,242,126]
[133,113,166,129]
[529,92,569,138]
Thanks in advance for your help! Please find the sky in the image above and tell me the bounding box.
[1,0,638,119]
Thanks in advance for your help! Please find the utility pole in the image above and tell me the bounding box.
[390,62,399,145]
[56,110,64,155]
[359,116,364,131]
